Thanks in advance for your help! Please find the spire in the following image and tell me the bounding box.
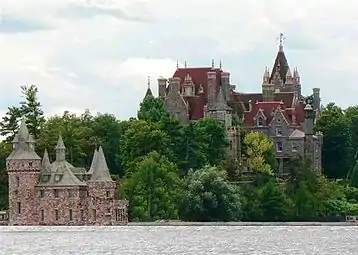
[55,135,66,162]
[270,34,289,83]
[7,116,41,160]
[212,87,232,111]
[88,148,98,175]
[278,33,285,52]
[211,59,214,68]
[176,60,179,69]
[144,76,153,99]
[184,61,187,68]
[90,146,112,182]
[41,149,51,171]
[219,60,222,69]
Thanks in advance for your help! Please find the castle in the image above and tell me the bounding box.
[6,118,128,226]
[150,35,323,173]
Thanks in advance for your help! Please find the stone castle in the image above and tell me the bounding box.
[149,35,322,173]
[6,118,128,226]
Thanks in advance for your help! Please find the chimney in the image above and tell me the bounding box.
[304,104,314,135]
[168,77,181,94]
[312,88,320,112]
[158,77,167,98]
[207,71,217,109]
[221,72,230,101]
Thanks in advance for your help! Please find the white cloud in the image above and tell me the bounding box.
[0,0,357,127]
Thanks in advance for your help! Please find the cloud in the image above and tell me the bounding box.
[57,3,152,22]
[0,14,52,33]
[0,0,358,136]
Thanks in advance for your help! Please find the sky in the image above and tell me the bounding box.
[0,0,357,121]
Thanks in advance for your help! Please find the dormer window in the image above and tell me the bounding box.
[257,117,264,127]
[276,128,283,136]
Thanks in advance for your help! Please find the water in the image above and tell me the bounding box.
[0,226,357,254]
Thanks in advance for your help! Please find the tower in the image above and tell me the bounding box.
[6,118,41,225]
[207,71,217,110]
[262,67,274,102]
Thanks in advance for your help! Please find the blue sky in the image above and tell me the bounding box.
[0,0,357,120]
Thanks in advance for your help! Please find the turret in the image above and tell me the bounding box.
[55,135,66,162]
[6,117,41,225]
[262,67,274,102]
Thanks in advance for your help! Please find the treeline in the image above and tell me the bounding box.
[1,85,358,221]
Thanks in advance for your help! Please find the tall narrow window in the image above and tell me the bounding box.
[17,202,21,214]
[115,209,119,221]
[277,141,283,152]
[40,209,44,221]
[80,209,84,221]
[39,190,44,198]
[69,209,73,221]
[55,209,59,221]
[106,191,110,198]
[54,189,59,198]
[16,176,20,187]
[93,209,96,221]
[257,117,263,127]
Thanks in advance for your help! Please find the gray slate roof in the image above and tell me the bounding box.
[7,117,41,160]
[89,146,113,182]
[212,87,232,111]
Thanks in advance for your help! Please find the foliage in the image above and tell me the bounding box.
[243,131,275,175]
[2,85,358,222]
[179,165,242,222]
[122,151,182,221]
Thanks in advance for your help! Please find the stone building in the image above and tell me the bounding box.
[6,118,128,226]
[153,35,322,173]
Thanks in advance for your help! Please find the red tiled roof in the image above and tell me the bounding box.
[171,67,223,120]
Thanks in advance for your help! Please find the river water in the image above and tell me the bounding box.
[0,226,357,254]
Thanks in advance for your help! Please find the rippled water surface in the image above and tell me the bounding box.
[0,226,357,254]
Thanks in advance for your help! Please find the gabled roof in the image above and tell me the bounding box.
[289,129,305,139]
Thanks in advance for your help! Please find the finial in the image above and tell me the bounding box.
[176,60,179,69]
[184,61,187,68]
[211,59,214,68]
[147,76,150,88]
[278,33,285,52]
[219,60,222,69]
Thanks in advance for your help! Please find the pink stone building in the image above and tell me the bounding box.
[6,118,128,226]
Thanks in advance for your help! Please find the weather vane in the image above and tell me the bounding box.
[278,33,285,47]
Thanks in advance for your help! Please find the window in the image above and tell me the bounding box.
[276,128,283,136]
[292,143,298,152]
[16,176,20,187]
[277,117,281,123]
[115,209,119,221]
[28,162,33,167]
[277,142,283,152]
[257,117,264,127]
[17,202,21,214]
[80,209,84,221]
[39,190,44,198]
[68,189,73,198]
[54,189,59,198]
[55,210,59,221]
[69,209,73,221]
[106,191,110,198]
[93,209,96,221]
[107,208,111,214]
[40,209,44,221]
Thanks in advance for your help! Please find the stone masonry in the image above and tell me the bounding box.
[6,118,128,226]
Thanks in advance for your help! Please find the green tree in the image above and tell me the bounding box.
[123,151,182,221]
[259,179,293,221]
[0,106,22,142]
[0,142,11,209]
[37,111,94,166]
[180,165,242,221]
[90,113,123,175]
[19,85,45,139]
[315,103,353,179]
[119,120,171,173]
[243,131,275,175]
